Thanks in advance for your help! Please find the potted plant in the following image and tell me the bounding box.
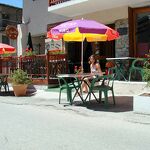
[22,48,36,60]
[11,69,32,96]
[133,56,150,114]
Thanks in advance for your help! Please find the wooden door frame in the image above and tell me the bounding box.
[128,7,150,57]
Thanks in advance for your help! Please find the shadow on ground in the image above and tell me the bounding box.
[74,96,133,112]
[0,90,36,97]
[0,85,37,97]
[0,91,15,96]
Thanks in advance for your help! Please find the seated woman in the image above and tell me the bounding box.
[82,54,103,93]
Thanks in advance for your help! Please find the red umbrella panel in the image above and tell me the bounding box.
[47,31,63,40]
[0,43,16,54]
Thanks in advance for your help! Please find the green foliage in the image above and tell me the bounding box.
[1,53,11,57]
[11,69,32,85]
[23,50,36,56]
[143,59,150,87]
[50,51,65,54]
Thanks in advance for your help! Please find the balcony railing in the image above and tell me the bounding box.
[49,0,71,7]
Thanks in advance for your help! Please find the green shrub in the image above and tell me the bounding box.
[23,50,36,56]
[143,59,150,87]
[1,53,11,57]
[11,69,32,85]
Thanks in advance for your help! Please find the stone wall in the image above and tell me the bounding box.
[115,19,129,57]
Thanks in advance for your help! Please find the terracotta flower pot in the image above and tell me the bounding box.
[12,84,28,96]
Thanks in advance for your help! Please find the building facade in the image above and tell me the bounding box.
[20,0,150,58]
[0,3,22,50]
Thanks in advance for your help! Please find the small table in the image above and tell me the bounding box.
[106,57,135,81]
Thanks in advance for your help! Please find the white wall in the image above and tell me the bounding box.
[32,36,45,54]
[23,0,70,36]
[21,0,150,55]
[73,6,128,24]
[22,0,150,34]
[21,0,70,54]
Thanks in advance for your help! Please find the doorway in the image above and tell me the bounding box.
[129,7,150,57]
[99,24,115,58]
[66,24,116,73]
[66,41,92,73]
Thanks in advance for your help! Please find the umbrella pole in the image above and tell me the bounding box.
[81,34,84,73]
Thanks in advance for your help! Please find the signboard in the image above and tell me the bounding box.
[45,38,62,54]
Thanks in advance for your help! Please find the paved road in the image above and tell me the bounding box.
[0,102,150,150]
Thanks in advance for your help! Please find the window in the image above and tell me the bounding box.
[2,35,9,44]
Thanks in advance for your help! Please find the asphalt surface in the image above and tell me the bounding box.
[0,81,150,150]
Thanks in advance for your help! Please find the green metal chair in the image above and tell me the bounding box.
[129,58,147,81]
[58,77,80,105]
[108,66,118,77]
[108,63,126,81]
[88,74,116,107]
[0,75,9,92]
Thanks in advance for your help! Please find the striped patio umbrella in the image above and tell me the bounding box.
[48,19,119,72]
[0,43,16,54]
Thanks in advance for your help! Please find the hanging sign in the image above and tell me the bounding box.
[5,25,18,39]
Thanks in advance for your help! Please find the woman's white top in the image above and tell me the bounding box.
[91,64,99,73]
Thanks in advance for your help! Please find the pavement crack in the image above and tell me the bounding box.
[126,119,150,125]
[62,108,90,117]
